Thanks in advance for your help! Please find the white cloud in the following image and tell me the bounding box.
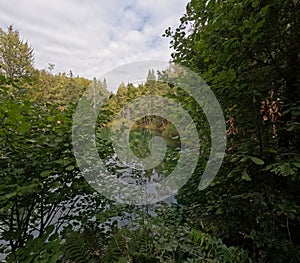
[0,0,189,83]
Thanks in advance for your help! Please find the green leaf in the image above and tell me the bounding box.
[293,162,300,168]
[41,170,52,177]
[1,191,17,200]
[17,121,31,133]
[65,165,75,171]
[242,170,251,181]
[259,5,270,17]
[250,156,264,165]
[252,0,260,8]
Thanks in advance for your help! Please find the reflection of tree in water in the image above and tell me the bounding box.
[101,128,180,186]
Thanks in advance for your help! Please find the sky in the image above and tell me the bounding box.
[0,0,189,82]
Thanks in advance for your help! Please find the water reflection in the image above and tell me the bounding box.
[99,127,181,190]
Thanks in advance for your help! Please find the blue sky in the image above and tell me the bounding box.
[0,0,189,79]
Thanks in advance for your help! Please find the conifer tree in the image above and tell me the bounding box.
[0,25,34,80]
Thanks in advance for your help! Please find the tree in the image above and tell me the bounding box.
[165,0,300,148]
[164,0,300,262]
[146,69,156,82]
[0,75,109,261]
[0,25,34,80]
[47,63,55,74]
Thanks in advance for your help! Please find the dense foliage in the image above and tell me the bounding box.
[164,0,300,262]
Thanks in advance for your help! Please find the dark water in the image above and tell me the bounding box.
[93,127,181,227]
[97,127,181,187]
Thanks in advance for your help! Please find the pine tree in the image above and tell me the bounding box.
[0,25,34,80]
[146,69,156,82]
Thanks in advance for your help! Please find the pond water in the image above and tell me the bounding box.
[95,127,181,226]
[97,127,181,194]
